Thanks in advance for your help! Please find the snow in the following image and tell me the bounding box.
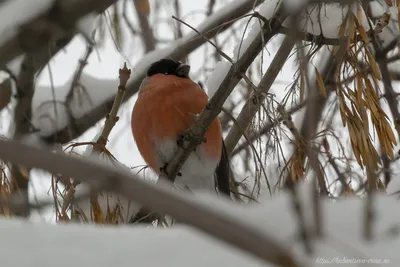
[206,60,231,98]
[32,101,69,137]
[258,1,371,39]
[74,180,140,223]
[0,0,54,48]
[68,74,119,119]
[386,178,400,195]
[6,54,24,78]
[192,184,398,267]
[283,0,308,13]
[0,183,398,266]
[207,0,396,115]
[243,0,394,43]
[73,153,141,223]
[0,219,263,267]
[31,73,117,137]
[76,13,98,41]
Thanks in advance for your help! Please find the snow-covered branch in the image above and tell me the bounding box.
[0,0,117,68]
[0,138,300,266]
[1,186,399,266]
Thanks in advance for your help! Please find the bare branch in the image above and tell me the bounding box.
[224,34,296,156]
[10,56,36,217]
[134,0,155,52]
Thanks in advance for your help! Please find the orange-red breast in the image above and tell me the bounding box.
[131,59,230,196]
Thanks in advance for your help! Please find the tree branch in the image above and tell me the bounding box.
[0,0,117,68]
[134,0,155,52]
[224,34,296,156]
[10,55,36,217]
[0,138,301,267]
[41,0,262,144]
[160,3,289,183]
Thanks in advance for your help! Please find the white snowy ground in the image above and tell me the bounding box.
[1,183,399,267]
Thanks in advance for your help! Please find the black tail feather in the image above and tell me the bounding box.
[215,140,231,196]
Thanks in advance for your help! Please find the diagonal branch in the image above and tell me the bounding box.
[224,34,296,156]
[41,0,262,144]
[161,3,289,183]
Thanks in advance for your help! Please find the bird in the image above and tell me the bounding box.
[131,58,230,196]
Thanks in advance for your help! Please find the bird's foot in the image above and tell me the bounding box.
[177,135,184,148]
[160,163,182,176]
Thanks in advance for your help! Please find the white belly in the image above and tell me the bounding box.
[154,139,218,193]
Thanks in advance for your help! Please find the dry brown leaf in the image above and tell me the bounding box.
[340,107,347,127]
[356,76,363,106]
[366,48,381,80]
[354,17,369,44]
[348,13,356,43]
[335,13,350,54]
[386,122,397,144]
[315,67,327,97]
[376,179,386,192]
[348,121,363,165]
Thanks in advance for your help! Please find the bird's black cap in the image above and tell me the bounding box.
[147,58,190,78]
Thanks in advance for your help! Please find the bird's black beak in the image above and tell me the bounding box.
[176,63,190,78]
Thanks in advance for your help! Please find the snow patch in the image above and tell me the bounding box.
[206,61,231,98]
[0,0,54,48]
[76,13,98,41]
[0,184,397,266]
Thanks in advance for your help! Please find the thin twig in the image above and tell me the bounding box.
[364,168,377,241]
[171,15,257,89]
[224,34,296,156]
[278,105,313,254]
[89,63,131,223]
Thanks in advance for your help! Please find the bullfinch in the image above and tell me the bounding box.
[131,58,230,196]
